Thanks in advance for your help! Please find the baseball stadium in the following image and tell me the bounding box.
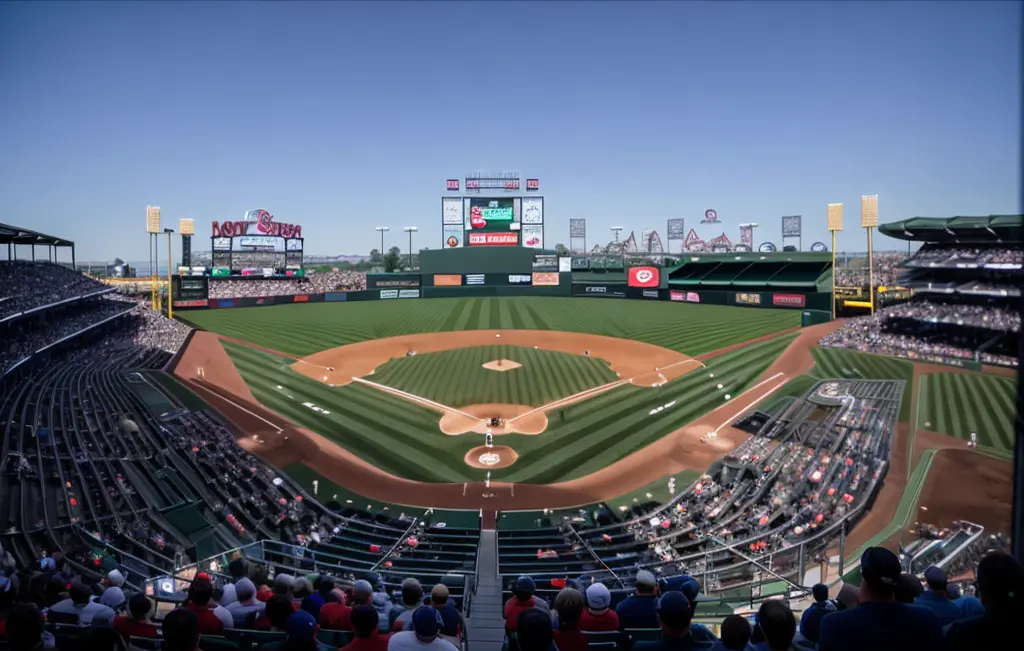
[1,175,1019,651]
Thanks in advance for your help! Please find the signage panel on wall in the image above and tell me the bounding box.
[532,272,559,286]
[465,274,486,285]
[669,290,700,303]
[666,219,685,239]
[558,257,572,273]
[380,290,399,299]
[573,285,627,298]
[627,266,660,288]
[324,292,348,302]
[374,277,420,287]
[446,179,460,191]
[434,274,462,286]
[468,232,518,246]
[569,219,586,238]
[399,289,421,298]
[521,197,544,224]
[642,289,660,299]
[759,242,777,253]
[735,292,762,306]
[522,224,544,249]
[526,179,539,191]
[443,224,462,248]
[508,274,532,285]
[773,293,806,307]
[442,197,463,225]
[532,255,558,271]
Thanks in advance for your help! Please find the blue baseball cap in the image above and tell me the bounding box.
[286,610,318,642]
[656,591,690,616]
[924,566,947,587]
[412,605,444,639]
[40,557,56,571]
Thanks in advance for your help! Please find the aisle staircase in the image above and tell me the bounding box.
[466,529,504,651]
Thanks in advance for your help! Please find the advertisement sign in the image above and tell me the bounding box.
[446,179,460,191]
[701,209,719,224]
[508,274,532,285]
[740,225,753,249]
[212,209,302,238]
[773,294,806,307]
[642,289,660,299]
[434,274,462,286]
[735,292,762,306]
[684,229,705,252]
[325,292,348,302]
[569,218,586,238]
[293,295,310,303]
[759,242,777,253]
[574,285,626,298]
[399,289,421,299]
[667,218,685,239]
[526,178,539,191]
[442,197,462,225]
[532,254,558,272]
[465,274,486,285]
[522,197,544,224]
[521,224,544,249]
[532,272,559,286]
[174,299,209,308]
[212,267,231,277]
[380,290,399,299]
[217,299,235,308]
[782,215,802,238]
[443,224,462,248]
[810,241,828,252]
[468,232,518,246]
[628,266,660,288]
[558,257,572,272]
[670,291,700,303]
[213,237,232,251]
[373,276,420,288]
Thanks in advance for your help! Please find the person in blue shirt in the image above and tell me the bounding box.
[616,570,660,630]
[817,546,942,651]
[944,551,1024,651]
[756,599,797,651]
[951,585,985,619]
[632,591,716,651]
[912,566,960,626]
[797,583,835,645]
[660,575,718,645]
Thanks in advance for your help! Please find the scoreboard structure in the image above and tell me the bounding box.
[442,172,544,250]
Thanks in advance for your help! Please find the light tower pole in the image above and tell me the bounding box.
[164,228,175,319]
[403,226,418,269]
[827,204,843,320]
[861,195,879,315]
[374,226,390,263]
[611,226,623,243]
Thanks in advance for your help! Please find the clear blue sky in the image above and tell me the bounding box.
[1,1,1019,261]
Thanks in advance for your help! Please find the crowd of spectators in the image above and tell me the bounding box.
[208,270,366,299]
[906,246,1024,268]
[834,252,908,289]
[0,261,110,320]
[873,299,1020,332]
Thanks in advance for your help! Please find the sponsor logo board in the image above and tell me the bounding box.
[380,290,399,299]
[642,289,659,299]
[669,291,700,303]
[532,272,559,286]
[293,295,309,303]
[628,266,660,288]
[508,274,532,285]
[735,292,762,306]
[773,293,806,307]
[324,292,348,302]
[442,197,463,225]
[522,224,544,249]
[558,257,572,272]
[532,254,558,271]
[399,289,420,298]
[468,232,519,246]
[174,299,209,308]
[522,197,543,224]
[465,274,485,285]
[434,274,462,286]
[375,278,419,287]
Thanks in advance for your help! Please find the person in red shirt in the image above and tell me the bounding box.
[342,604,390,651]
[504,576,550,635]
[579,583,619,631]
[319,588,351,630]
[254,594,295,631]
[182,577,225,635]
[113,593,159,640]
[552,588,589,651]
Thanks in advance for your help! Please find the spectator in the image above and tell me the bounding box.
[632,591,701,651]
[428,584,461,643]
[676,576,718,645]
[388,606,458,651]
[503,576,547,634]
[274,574,297,599]
[99,586,126,612]
[211,584,238,630]
[162,608,202,651]
[390,578,425,632]
[113,593,158,639]
[616,570,660,629]
[294,577,314,609]
[817,547,942,651]
[912,566,960,626]
[4,603,46,651]
[893,573,923,604]
[227,577,266,627]
[944,551,1024,650]
[552,588,589,651]
[261,609,334,651]
[517,608,555,651]
[797,583,835,644]
[715,614,751,651]
[952,586,985,619]
[258,594,296,632]
[48,580,115,626]
[182,577,225,635]
[342,605,391,651]
[372,592,393,633]
[579,583,619,631]
[319,587,352,630]
[756,600,796,651]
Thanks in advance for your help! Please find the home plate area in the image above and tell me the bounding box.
[482,359,521,372]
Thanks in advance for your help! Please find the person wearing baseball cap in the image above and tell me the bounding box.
[616,570,660,629]
[579,582,619,631]
[817,547,942,651]
[944,550,1024,650]
[632,591,702,651]
[388,606,458,651]
[912,565,960,626]
[669,575,717,645]
[503,576,548,634]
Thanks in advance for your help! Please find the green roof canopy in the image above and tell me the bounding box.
[878,215,1023,244]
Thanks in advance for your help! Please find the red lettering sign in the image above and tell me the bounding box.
[526,179,539,191]
[468,232,519,246]
[773,294,806,307]
[212,210,302,238]
[446,179,460,191]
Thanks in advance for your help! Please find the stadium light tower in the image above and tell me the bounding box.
[374,226,390,261]
[163,227,175,319]
[611,226,623,243]
[403,226,418,269]
[827,204,843,320]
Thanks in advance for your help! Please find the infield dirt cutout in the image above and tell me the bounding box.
[482,359,521,372]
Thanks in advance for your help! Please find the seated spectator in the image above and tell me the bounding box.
[893,573,923,604]
[342,604,391,651]
[944,551,1024,650]
[258,594,297,632]
[49,580,116,626]
[616,570,660,629]
[817,547,942,651]
[503,576,548,634]
[797,583,835,644]
[211,584,237,630]
[182,577,225,635]
[579,583,619,631]
[228,577,266,627]
[162,608,202,651]
[307,575,334,611]
[294,577,314,610]
[372,592,393,633]
[715,614,751,651]
[4,603,47,651]
[319,587,352,630]
[552,588,589,651]
[952,585,985,619]
[633,591,706,651]
[675,576,718,645]
[428,584,461,644]
[517,608,555,651]
[912,566,960,626]
[388,606,458,651]
[113,593,158,639]
[756,600,795,651]
[274,573,297,600]
[99,586,126,612]
[261,609,334,651]
[390,578,425,632]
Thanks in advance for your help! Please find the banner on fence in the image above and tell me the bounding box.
[434,274,462,286]
[399,289,421,298]
[670,290,700,303]
[735,292,762,306]
[628,266,660,288]
[773,293,806,307]
[508,274,532,285]
[324,292,348,302]
[642,289,660,299]
[532,272,559,286]
[380,290,399,299]
[573,285,626,298]
[465,274,486,285]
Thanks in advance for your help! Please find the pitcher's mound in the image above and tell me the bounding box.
[465,445,518,469]
[483,359,521,372]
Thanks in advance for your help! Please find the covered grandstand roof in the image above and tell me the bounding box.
[878,215,1023,244]
[0,222,75,247]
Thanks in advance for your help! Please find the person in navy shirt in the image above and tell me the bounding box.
[944,551,1024,651]
[632,591,715,651]
[616,570,660,630]
[912,566,960,626]
[817,547,942,651]
[797,583,834,645]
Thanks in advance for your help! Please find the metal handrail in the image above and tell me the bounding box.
[567,523,624,589]
[371,517,419,572]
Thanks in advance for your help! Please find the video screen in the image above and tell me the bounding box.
[467,198,515,230]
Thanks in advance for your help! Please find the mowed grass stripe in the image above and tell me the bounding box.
[917,373,1015,453]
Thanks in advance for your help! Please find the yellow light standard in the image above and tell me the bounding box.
[861,195,879,315]
[164,227,175,319]
[827,203,843,320]
[146,206,161,309]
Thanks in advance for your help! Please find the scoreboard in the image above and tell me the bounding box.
[173,276,209,308]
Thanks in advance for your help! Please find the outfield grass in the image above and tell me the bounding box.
[183,297,800,357]
[369,345,618,407]
[224,333,797,484]
[809,348,914,421]
[916,372,1016,454]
